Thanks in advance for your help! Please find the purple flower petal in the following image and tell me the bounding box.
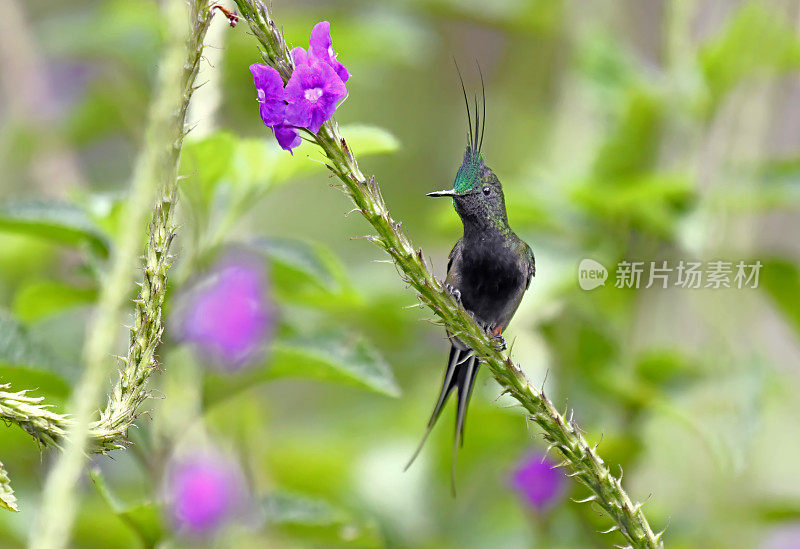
[509,451,566,511]
[290,46,309,67]
[165,452,246,536]
[284,61,346,134]
[174,254,274,371]
[273,124,301,152]
[249,63,285,127]
[763,524,800,549]
[308,21,350,83]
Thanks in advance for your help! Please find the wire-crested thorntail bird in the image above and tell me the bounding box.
[405,67,535,493]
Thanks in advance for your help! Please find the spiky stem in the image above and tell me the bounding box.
[0,384,70,448]
[0,460,19,513]
[0,0,213,510]
[26,0,212,545]
[90,0,213,454]
[232,1,664,547]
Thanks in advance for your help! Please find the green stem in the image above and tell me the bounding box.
[0,384,70,448]
[232,1,664,547]
[0,460,19,512]
[27,1,212,546]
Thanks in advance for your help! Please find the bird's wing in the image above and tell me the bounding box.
[525,243,535,289]
[446,238,463,275]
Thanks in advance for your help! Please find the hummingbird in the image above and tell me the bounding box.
[405,69,535,491]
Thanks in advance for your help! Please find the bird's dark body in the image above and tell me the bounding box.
[446,234,531,334]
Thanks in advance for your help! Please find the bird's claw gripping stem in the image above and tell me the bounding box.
[490,334,506,351]
[444,283,461,305]
[484,323,507,351]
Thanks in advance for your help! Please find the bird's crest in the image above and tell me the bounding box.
[452,61,486,195]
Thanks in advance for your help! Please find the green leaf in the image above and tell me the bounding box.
[592,88,663,181]
[0,200,110,256]
[339,124,401,156]
[78,191,127,243]
[179,132,272,215]
[253,238,354,301]
[0,366,71,403]
[262,491,382,546]
[257,237,338,290]
[230,137,281,192]
[179,127,399,259]
[263,491,348,526]
[13,281,97,323]
[178,132,238,225]
[177,127,399,248]
[204,330,400,405]
[0,461,19,512]
[634,349,699,388]
[268,333,400,396]
[0,309,70,399]
[756,499,800,523]
[89,468,165,549]
[182,125,398,194]
[40,0,162,80]
[270,124,400,183]
[0,309,60,371]
[180,132,237,191]
[700,3,800,110]
[760,259,800,338]
[573,172,694,237]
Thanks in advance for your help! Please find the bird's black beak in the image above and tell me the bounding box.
[426,189,457,198]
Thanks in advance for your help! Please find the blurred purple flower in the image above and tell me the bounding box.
[284,61,346,134]
[46,62,95,118]
[308,21,350,83]
[165,452,246,535]
[509,451,566,511]
[175,254,274,371]
[762,524,800,549]
[250,63,285,127]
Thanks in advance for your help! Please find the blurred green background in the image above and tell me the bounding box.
[1,0,800,547]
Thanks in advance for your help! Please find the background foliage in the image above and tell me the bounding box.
[1,0,800,547]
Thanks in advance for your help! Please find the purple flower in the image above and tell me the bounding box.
[290,46,309,67]
[165,452,246,535]
[250,21,349,149]
[284,61,346,134]
[174,253,274,371]
[308,21,350,83]
[763,524,800,549]
[250,64,301,152]
[249,63,285,127]
[509,451,566,511]
[273,124,302,152]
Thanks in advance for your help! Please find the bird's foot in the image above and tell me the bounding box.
[483,323,507,351]
[491,335,507,351]
[444,283,461,305]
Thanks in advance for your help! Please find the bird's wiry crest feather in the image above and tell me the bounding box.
[452,61,487,195]
[454,147,483,193]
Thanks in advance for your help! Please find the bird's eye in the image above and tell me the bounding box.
[482,186,491,196]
